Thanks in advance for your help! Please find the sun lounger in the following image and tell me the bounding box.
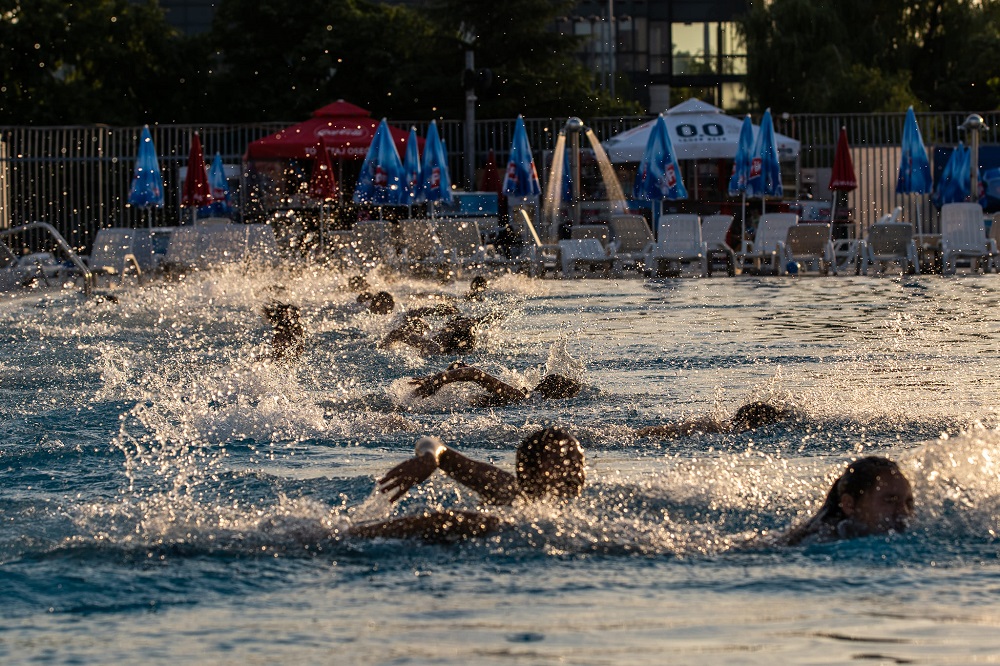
[570,224,611,247]
[507,209,558,276]
[939,202,996,274]
[398,218,452,277]
[861,222,918,275]
[347,220,396,269]
[559,237,614,278]
[435,218,496,273]
[700,214,737,276]
[163,223,278,271]
[87,228,149,284]
[742,213,798,275]
[644,214,707,277]
[783,223,835,274]
[608,214,654,274]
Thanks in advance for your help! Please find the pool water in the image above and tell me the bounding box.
[1,268,999,664]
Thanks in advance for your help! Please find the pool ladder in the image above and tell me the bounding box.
[0,222,94,295]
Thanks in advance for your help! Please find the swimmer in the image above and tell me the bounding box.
[350,428,585,542]
[465,275,489,301]
[262,301,304,361]
[357,290,395,315]
[380,314,483,355]
[783,456,914,546]
[347,274,370,292]
[634,401,791,439]
[409,361,581,406]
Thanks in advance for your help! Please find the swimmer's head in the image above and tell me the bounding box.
[516,427,585,500]
[348,275,370,292]
[532,374,582,400]
[262,301,301,328]
[437,316,477,352]
[357,291,374,305]
[829,456,914,536]
[730,401,790,431]
[368,291,395,315]
[467,276,489,300]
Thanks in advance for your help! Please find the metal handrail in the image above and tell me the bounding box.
[0,221,93,294]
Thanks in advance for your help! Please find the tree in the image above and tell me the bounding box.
[0,0,199,124]
[737,0,1000,113]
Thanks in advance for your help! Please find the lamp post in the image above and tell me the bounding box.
[459,24,477,191]
[960,114,987,202]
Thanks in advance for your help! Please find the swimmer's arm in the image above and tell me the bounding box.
[407,304,460,318]
[413,367,526,403]
[348,510,501,542]
[634,418,723,439]
[437,446,519,505]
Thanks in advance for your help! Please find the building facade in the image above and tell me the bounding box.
[147,0,750,114]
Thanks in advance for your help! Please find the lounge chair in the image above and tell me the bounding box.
[348,220,396,270]
[163,224,278,271]
[559,238,613,278]
[87,228,149,284]
[939,202,996,274]
[608,214,654,275]
[644,214,707,277]
[783,223,835,274]
[507,209,559,276]
[700,214,737,276]
[861,222,918,275]
[570,224,611,247]
[435,218,495,273]
[398,218,451,277]
[742,213,798,275]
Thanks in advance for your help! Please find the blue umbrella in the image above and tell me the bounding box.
[933,143,970,208]
[420,120,453,208]
[202,152,232,218]
[353,118,405,206]
[727,114,755,244]
[503,115,541,198]
[747,108,782,211]
[633,114,687,236]
[896,106,932,195]
[402,127,421,207]
[128,125,164,227]
[895,106,932,234]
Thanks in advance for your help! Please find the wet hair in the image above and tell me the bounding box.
[786,456,907,545]
[348,275,370,292]
[515,427,585,499]
[397,316,431,337]
[466,276,489,300]
[532,374,582,399]
[262,301,304,360]
[436,316,477,353]
[357,291,374,305]
[368,291,395,315]
[730,401,790,431]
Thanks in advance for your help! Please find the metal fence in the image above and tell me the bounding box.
[1,111,996,253]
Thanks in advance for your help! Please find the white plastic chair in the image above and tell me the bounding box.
[608,214,654,274]
[939,202,996,274]
[701,214,737,276]
[644,214,707,277]
[783,223,836,274]
[559,238,613,278]
[862,222,918,275]
[743,213,798,274]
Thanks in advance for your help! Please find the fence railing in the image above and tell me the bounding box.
[1,111,996,253]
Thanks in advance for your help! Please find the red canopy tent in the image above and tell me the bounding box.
[246,100,417,161]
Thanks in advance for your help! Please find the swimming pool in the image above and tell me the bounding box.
[2,268,999,664]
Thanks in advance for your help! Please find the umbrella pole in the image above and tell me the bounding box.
[829,196,836,243]
[740,191,747,252]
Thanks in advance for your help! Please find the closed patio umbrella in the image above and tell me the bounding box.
[829,127,858,240]
[634,114,688,237]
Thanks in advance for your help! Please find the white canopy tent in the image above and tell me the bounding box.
[603,98,800,163]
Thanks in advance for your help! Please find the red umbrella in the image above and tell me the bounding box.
[828,127,857,239]
[829,127,858,192]
[181,132,212,221]
[479,148,503,193]
[309,142,339,201]
[246,100,417,160]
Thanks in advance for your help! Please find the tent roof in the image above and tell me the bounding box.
[603,98,800,163]
[246,100,417,161]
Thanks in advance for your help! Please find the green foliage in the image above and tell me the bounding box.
[737,0,1000,113]
[0,0,198,124]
